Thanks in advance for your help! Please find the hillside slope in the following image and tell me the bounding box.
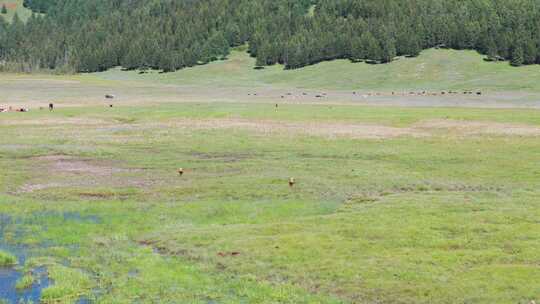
[3,48,540,109]
[91,48,540,92]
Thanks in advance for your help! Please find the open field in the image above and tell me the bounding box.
[93,48,540,92]
[2,49,540,109]
[1,50,540,303]
[1,104,540,303]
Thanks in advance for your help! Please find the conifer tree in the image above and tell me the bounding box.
[3,0,540,72]
[359,31,381,62]
[511,46,524,67]
[350,36,364,61]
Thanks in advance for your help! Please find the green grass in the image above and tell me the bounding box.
[4,48,540,108]
[0,250,17,266]
[0,103,539,303]
[89,48,540,92]
[1,43,540,303]
[40,264,93,302]
[0,0,33,22]
[15,273,34,290]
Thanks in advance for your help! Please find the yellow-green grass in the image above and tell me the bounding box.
[0,0,33,22]
[40,265,93,303]
[4,48,540,109]
[91,48,540,92]
[0,250,17,266]
[0,103,539,303]
[15,273,34,290]
[3,48,538,93]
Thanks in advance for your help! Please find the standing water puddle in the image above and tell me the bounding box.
[0,243,51,303]
[0,265,50,303]
[0,215,50,303]
[0,212,101,303]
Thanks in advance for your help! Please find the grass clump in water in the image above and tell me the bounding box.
[41,264,93,303]
[15,273,34,290]
[0,250,17,267]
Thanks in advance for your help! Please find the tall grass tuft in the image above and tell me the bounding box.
[0,250,17,267]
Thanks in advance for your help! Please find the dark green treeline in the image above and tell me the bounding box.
[1,0,539,72]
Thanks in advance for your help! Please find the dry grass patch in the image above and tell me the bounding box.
[0,118,107,126]
[164,118,540,139]
[415,119,540,136]
[17,155,153,193]
[168,118,426,139]
[34,155,130,177]
[17,182,67,193]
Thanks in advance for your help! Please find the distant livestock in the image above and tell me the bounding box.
[105,94,115,99]
[1,107,29,113]
[289,177,296,187]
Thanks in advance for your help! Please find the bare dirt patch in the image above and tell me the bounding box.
[5,78,80,84]
[54,159,116,176]
[415,119,540,136]
[17,182,67,193]
[0,118,107,126]
[33,155,129,176]
[168,118,426,139]
[17,155,152,193]
[4,3,17,9]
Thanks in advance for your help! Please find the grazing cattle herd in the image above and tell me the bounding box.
[0,89,484,114]
[0,106,29,113]
[1,94,117,113]
[248,90,483,100]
